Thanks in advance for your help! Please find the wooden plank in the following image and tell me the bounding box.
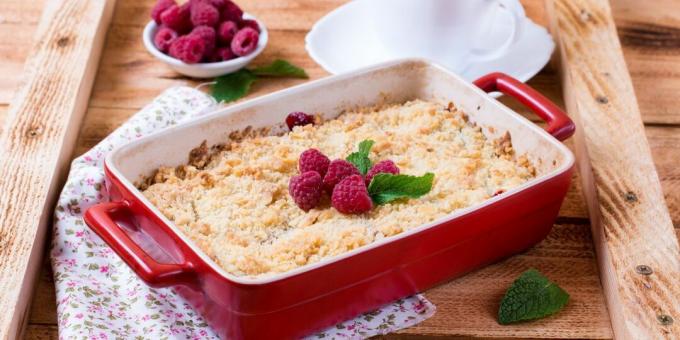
[23,325,58,340]
[0,104,6,137]
[0,0,46,105]
[647,126,680,227]
[28,259,57,325]
[612,0,680,125]
[526,0,680,125]
[0,0,115,339]
[72,107,137,156]
[546,0,680,338]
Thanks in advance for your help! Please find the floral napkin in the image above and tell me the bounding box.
[50,86,436,339]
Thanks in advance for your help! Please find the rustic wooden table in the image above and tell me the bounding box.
[0,0,678,338]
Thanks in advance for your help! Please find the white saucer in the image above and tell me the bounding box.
[305,0,554,83]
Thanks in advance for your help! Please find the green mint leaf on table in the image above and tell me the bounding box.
[211,59,307,103]
[251,59,309,78]
[498,269,570,325]
[367,173,434,205]
[346,140,375,175]
[212,69,257,103]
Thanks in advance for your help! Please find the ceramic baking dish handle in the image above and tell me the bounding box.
[84,201,196,288]
[473,72,575,141]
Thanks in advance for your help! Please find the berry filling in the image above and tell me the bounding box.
[285,111,314,130]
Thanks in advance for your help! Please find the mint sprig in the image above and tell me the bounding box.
[367,173,434,205]
[346,139,375,175]
[251,59,309,78]
[498,269,570,324]
[212,69,257,102]
[343,139,435,205]
[212,59,308,103]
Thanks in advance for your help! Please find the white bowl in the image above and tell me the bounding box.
[143,13,268,78]
[305,0,554,83]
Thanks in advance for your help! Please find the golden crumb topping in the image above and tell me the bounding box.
[142,100,535,278]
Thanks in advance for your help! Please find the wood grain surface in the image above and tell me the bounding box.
[0,0,677,339]
[0,1,115,339]
[546,0,680,338]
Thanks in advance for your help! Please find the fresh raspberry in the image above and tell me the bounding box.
[289,171,323,211]
[190,1,220,27]
[221,1,244,22]
[169,35,206,64]
[217,21,238,44]
[160,4,191,33]
[190,25,216,56]
[208,47,236,62]
[151,0,176,24]
[299,149,330,177]
[153,26,178,53]
[365,160,400,186]
[285,111,314,130]
[188,0,213,6]
[331,175,373,214]
[323,159,361,193]
[230,27,259,57]
[209,0,226,10]
[239,19,260,33]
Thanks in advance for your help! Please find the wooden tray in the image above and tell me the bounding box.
[0,0,678,338]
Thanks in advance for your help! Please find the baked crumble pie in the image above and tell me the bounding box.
[141,100,535,277]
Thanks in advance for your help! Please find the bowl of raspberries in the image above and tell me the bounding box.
[143,0,268,78]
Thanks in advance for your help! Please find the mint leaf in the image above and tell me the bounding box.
[251,59,309,78]
[347,153,372,175]
[211,60,308,102]
[346,139,375,175]
[357,139,374,154]
[367,173,434,205]
[498,269,569,324]
[212,69,257,103]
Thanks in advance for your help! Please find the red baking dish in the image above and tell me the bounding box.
[84,59,575,339]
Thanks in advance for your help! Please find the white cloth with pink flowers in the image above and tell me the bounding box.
[50,86,435,339]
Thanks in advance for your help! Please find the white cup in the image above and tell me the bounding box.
[364,0,523,71]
